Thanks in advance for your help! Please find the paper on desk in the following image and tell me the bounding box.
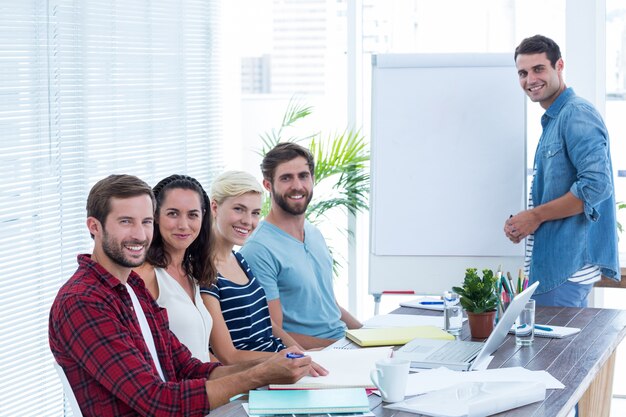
[400,297,446,311]
[363,314,467,329]
[269,346,392,389]
[387,381,546,417]
[404,366,563,396]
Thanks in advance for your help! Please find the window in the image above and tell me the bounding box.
[0,0,222,414]
[606,0,626,257]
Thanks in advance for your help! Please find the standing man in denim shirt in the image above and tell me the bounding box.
[504,34,619,307]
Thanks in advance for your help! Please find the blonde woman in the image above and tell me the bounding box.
[201,171,320,366]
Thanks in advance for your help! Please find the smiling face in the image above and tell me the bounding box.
[265,156,313,216]
[212,192,262,247]
[157,188,203,255]
[516,52,565,109]
[89,195,154,277]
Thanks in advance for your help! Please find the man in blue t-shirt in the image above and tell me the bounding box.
[241,142,362,349]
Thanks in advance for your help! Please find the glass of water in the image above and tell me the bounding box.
[443,290,463,336]
[515,299,535,346]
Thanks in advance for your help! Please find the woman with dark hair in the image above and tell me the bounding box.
[135,174,216,362]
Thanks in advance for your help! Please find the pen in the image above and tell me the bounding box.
[419,301,444,305]
[286,353,306,359]
[534,325,553,332]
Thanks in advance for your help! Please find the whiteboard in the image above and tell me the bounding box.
[369,54,526,296]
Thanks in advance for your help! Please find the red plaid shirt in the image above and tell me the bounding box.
[49,255,219,417]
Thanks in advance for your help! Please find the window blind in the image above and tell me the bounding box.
[0,0,222,415]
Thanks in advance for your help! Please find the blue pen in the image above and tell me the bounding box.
[534,325,553,332]
[286,353,306,359]
[419,301,444,305]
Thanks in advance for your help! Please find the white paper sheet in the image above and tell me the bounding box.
[270,347,392,389]
[404,366,563,397]
[386,381,546,417]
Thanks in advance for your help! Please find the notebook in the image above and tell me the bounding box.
[346,325,454,347]
[399,297,445,311]
[508,324,581,338]
[248,388,370,415]
[269,346,391,390]
[394,282,539,371]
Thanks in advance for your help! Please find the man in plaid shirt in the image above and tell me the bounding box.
[49,174,313,417]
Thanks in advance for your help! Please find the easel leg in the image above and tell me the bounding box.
[373,293,381,316]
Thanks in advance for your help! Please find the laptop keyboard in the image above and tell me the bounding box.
[402,339,483,363]
[425,341,483,362]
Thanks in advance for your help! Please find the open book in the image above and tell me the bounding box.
[269,347,391,390]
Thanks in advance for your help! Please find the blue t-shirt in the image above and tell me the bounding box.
[201,252,285,352]
[240,221,346,340]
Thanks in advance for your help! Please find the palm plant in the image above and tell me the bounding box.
[258,98,370,275]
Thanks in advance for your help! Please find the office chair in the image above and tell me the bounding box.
[52,362,83,417]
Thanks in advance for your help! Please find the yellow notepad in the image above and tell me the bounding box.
[345,325,454,347]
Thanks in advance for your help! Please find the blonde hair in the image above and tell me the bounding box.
[210,170,264,205]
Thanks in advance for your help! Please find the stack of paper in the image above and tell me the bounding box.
[249,388,370,415]
[346,325,454,347]
[403,366,564,397]
[386,381,546,417]
[269,347,391,390]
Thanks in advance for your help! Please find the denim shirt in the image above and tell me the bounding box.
[530,87,619,294]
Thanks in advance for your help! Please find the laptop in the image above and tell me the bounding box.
[394,281,539,371]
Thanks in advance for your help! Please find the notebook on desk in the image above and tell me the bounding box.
[394,282,539,371]
[249,388,370,415]
[345,325,454,347]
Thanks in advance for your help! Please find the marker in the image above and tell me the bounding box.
[534,325,553,332]
[286,353,306,359]
[419,301,444,305]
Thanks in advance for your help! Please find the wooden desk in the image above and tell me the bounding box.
[210,306,626,417]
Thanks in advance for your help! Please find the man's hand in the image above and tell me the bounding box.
[254,347,313,385]
[504,210,541,243]
[308,360,328,377]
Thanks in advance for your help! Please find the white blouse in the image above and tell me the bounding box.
[154,268,213,362]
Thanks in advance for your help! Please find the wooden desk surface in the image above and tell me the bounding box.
[210,306,626,417]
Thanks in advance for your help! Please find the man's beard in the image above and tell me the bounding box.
[101,229,148,268]
[272,185,313,216]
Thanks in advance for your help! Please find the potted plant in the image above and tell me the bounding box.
[452,268,499,339]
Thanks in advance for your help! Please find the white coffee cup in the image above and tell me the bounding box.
[369,358,410,403]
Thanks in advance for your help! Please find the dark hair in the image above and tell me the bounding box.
[146,174,216,287]
[261,142,315,183]
[514,34,562,67]
[87,174,155,238]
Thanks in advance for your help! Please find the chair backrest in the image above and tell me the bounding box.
[52,362,83,417]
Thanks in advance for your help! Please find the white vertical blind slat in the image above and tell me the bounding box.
[0,1,222,415]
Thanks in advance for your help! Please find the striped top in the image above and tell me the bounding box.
[201,251,286,352]
[525,169,601,286]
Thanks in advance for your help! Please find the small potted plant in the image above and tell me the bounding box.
[452,268,499,339]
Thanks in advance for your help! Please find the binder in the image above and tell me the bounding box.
[345,326,454,347]
[248,388,370,415]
